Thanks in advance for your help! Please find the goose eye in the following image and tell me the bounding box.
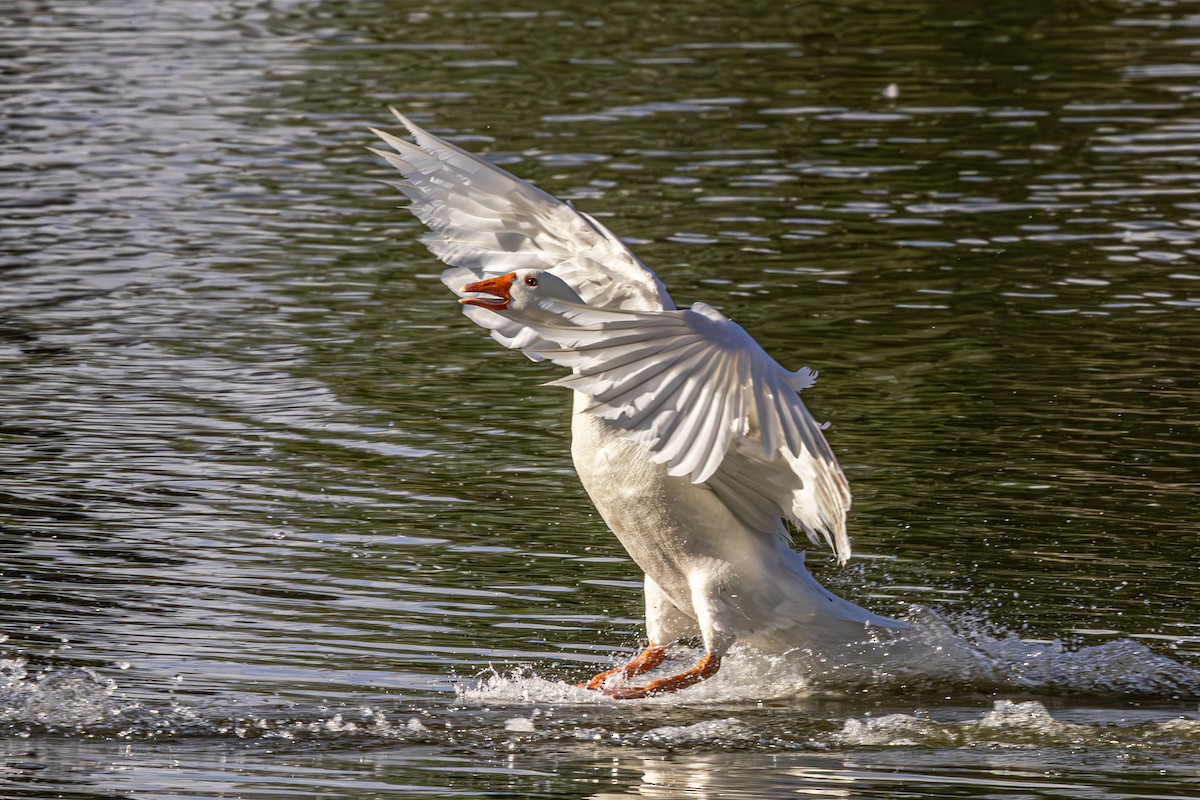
[524,276,539,287]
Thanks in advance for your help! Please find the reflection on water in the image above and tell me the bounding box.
[2,0,1200,797]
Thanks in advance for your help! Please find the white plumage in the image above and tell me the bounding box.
[370,110,905,698]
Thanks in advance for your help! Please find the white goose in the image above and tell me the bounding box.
[370,110,906,699]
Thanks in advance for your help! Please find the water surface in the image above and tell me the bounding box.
[2,0,1200,797]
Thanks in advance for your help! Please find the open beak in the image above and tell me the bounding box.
[460,272,517,310]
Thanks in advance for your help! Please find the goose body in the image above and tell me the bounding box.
[571,402,899,658]
[370,111,905,697]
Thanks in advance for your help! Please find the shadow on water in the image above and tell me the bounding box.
[2,0,1200,797]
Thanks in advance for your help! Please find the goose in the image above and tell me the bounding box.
[369,110,906,699]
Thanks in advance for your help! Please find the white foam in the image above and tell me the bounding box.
[504,716,536,732]
[455,612,1200,705]
[456,668,602,704]
[976,700,1077,735]
[830,698,1200,750]
[972,636,1200,695]
[0,660,118,728]
[833,713,946,747]
[644,717,749,744]
[457,649,818,705]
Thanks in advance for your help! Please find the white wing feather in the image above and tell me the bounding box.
[371,114,852,563]
[368,109,673,313]
[503,297,853,562]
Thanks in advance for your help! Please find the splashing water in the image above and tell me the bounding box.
[461,608,1200,704]
[0,658,425,742]
[3,610,1198,757]
[450,614,1200,757]
[0,659,118,729]
[833,699,1200,750]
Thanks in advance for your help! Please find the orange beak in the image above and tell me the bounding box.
[460,272,517,311]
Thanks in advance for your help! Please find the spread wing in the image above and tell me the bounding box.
[507,297,853,563]
[369,109,673,313]
[369,111,851,563]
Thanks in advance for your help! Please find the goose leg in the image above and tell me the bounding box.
[602,651,720,700]
[578,643,666,690]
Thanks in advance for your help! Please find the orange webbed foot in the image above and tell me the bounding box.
[576,643,666,690]
[599,652,720,700]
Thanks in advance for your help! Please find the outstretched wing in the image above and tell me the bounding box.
[506,297,853,562]
[369,111,851,562]
[369,109,673,313]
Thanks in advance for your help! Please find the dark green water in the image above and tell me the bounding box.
[2,0,1199,797]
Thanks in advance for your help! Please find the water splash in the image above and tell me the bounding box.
[834,699,1200,750]
[0,659,118,729]
[4,609,1198,756]
[0,657,426,742]
[833,712,949,747]
[456,655,813,705]
[460,608,1200,703]
[640,718,753,746]
[972,636,1200,696]
[834,699,1098,748]
[457,669,600,705]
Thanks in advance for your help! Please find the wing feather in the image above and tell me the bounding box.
[371,110,673,312]
[494,296,854,561]
[372,112,852,563]
[493,298,851,561]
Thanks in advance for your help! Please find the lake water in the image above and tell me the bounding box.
[2,0,1200,797]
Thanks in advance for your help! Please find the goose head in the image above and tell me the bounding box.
[459,269,584,314]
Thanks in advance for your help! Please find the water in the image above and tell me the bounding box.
[2,0,1200,796]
